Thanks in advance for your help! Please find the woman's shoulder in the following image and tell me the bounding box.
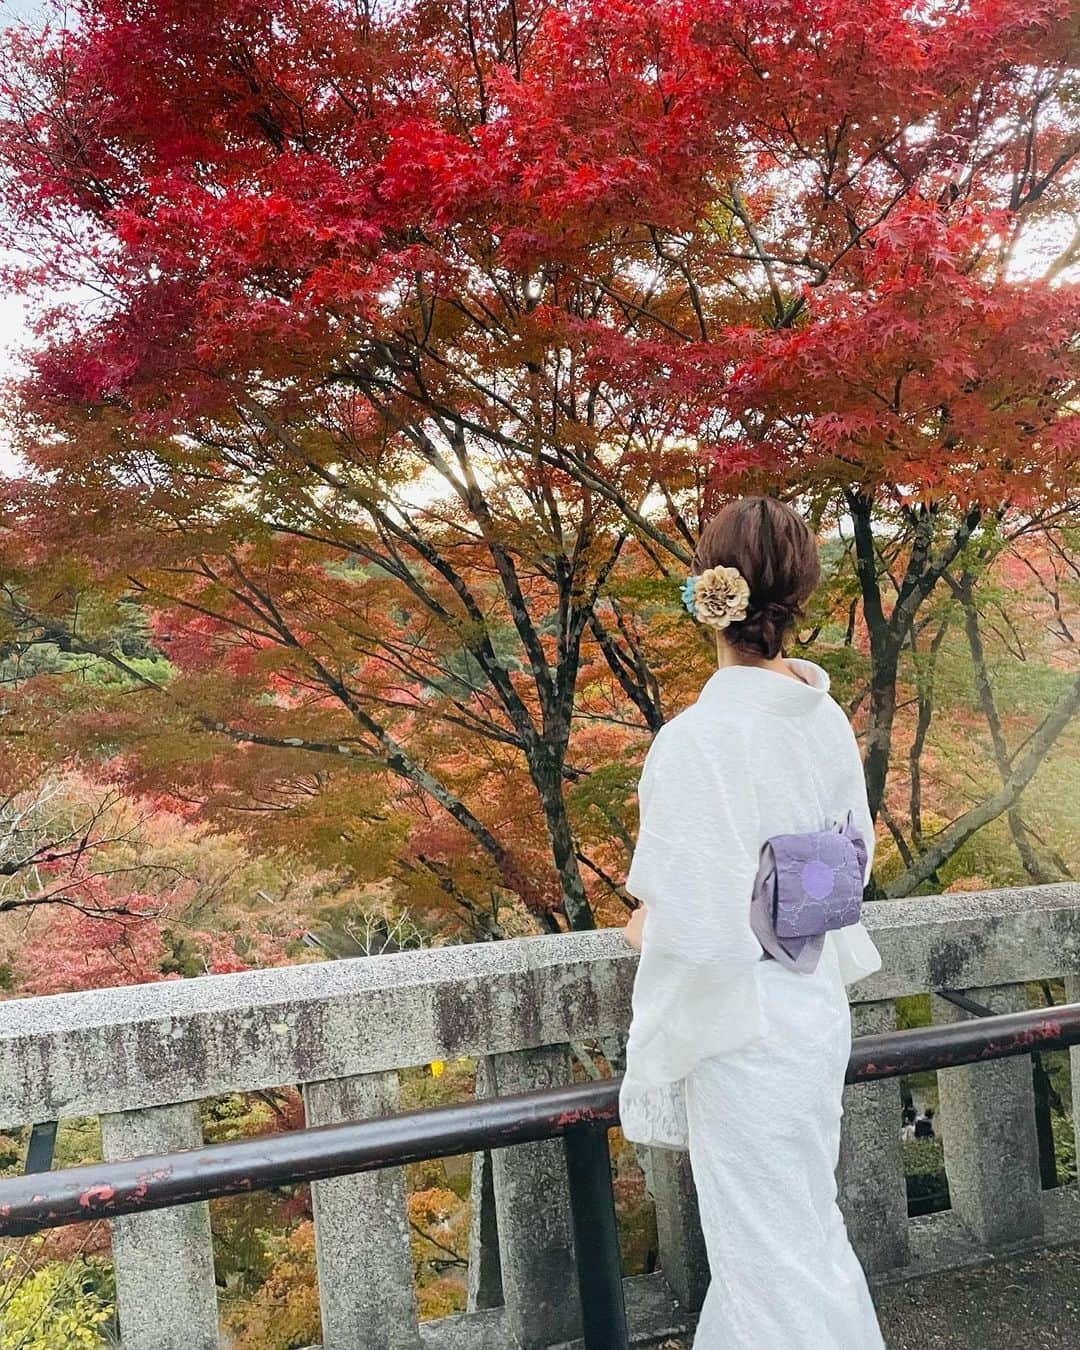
[811,686,864,755]
[642,701,752,784]
[651,697,740,744]
[818,687,858,733]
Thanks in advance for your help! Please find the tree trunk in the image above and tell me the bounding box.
[536,759,596,931]
[863,632,901,822]
[847,491,901,821]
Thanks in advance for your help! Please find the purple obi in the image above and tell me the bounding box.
[750,813,868,974]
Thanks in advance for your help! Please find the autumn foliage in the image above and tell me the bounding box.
[0,0,1078,1338]
[1,0,1079,935]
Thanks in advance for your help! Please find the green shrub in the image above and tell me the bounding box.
[0,1256,116,1349]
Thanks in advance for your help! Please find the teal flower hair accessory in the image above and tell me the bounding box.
[681,565,751,631]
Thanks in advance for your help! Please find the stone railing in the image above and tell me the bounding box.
[2,883,1080,1348]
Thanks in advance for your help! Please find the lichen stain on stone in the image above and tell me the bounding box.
[928,931,988,989]
[235,1007,272,1063]
[558,978,600,1038]
[289,1003,333,1081]
[517,974,544,1047]
[434,978,492,1055]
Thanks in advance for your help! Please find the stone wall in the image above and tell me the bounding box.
[2,882,1080,1347]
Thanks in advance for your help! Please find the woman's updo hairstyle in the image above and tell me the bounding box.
[692,496,820,660]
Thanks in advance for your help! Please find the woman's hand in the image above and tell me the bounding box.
[622,903,646,952]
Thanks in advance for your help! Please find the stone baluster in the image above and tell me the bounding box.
[837,999,910,1275]
[100,1102,219,1350]
[479,1044,582,1349]
[648,1146,709,1315]
[466,1148,503,1311]
[1066,974,1080,1181]
[302,1071,421,1350]
[933,984,1044,1247]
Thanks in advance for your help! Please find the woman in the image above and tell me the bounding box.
[619,496,886,1350]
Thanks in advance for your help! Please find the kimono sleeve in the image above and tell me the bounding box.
[620,722,767,1096]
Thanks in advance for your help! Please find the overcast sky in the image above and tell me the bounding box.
[0,0,46,471]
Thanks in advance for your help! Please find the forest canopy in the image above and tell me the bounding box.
[0,0,1078,940]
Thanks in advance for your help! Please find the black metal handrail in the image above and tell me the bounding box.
[0,1077,621,1236]
[2,1000,1079,1347]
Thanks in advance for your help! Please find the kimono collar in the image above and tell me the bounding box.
[696,657,831,717]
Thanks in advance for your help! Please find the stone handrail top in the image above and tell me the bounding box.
[0,927,630,1039]
[866,881,1080,928]
[2,882,1079,1034]
[1,881,1079,1124]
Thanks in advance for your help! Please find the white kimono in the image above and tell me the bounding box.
[619,658,886,1350]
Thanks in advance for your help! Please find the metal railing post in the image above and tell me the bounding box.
[23,1121,57,1175]
[563,1123,629,1350]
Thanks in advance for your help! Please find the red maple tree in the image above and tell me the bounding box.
[2,0,1079,922]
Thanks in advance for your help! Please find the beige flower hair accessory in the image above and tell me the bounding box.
[681,565,751,631]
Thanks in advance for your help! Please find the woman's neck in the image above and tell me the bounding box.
[714,635,806,682]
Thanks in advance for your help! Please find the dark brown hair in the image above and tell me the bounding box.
[692,497,820,660]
